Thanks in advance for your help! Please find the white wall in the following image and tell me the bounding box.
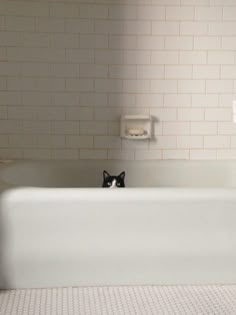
[0,0,236,160]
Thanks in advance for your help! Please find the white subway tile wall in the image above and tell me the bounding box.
[0,0,236,160]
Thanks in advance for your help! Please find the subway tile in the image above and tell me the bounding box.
[135,150,162,160]
[218,122,236,135]
[0,62,21,76]
[21,33,50,48]
[0,120,22,134]
[137,94,164,107]
[190,149,216,160]
[0,106,7,119]
[205,108,231,121]
[150,136,176,149]
[124,51,151,65]
[109,35,137,49]
[0,32,20,47]
[81,4,108,19]
[66,107,93,121]
[0,1,49,17]
[52,149,78,160]
[8,106,65,121]
[191,122,217,135]
[108,149,135,160]
[164,94,191,107]
[137,6,165,20]
[165,36,193,50]
[80,34,108,49]
[95,79,123,93]
[80,64,108,78]
[206,80,233,93]
[22,121,51,135]
[180,22,208,35]
[94,107,121,121]
[110,65,136,79]
[151,80,178,93]
[193,65,220,79]
[177,108,204,121]
[195,7,222,21]
[150,108,177,121]
[0,148,23,159]
[219,94,234,107]
[66,79,93,92]
[137,36,164,50]
[152,22,180,35]
[51,34,79,48]
[192,94,218,107]
[95,50,123,65]
[7,47,65,63]
[194,36,221,50]
[123,80,150,93]
[49,3,79,18]
[179,51,207,64]
[51,121,80,135]
[1,0,236,161]
[37,135,65,148]
[94,136,121,149]
[222,37,236,49]
[223,7,236,20]
[163,149,189,160]
[66,19,94,34]
[109,5,136,20]
[217,149,236,160]
[95,20,123,34]
[152,51,179,64]
[208,51,235,64]
[204,136,230,148]
[166,6,194,20]
[66,135,93,148]
[178,80,205,93]
[22,92,51,106]
[123,21,151,35]
[79,93,108,107]
[177,136,203,148]
[165,65,192,79]
[122,139,148,150]
[24,149,51,160]
[35,17,65,33]
[80,149,107,160]
[80,121,108,135]
[9,135,37,148]
[163,122,190,135]
[66,49,94,63]
[6,16,35,32]
[0,135,9,147]
[209,22,236,35]
[221,66,236,79]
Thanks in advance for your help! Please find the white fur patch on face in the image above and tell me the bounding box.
[110,179,117,188]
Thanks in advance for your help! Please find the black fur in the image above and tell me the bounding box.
[102,170,125,188]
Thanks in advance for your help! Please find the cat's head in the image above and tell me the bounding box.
[102,170,125,188]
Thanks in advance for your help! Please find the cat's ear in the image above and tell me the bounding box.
[103,170,110,179]
[119,171,125,180]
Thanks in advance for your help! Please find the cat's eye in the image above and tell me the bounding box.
[117,182,120,186]
[108,182,112,186]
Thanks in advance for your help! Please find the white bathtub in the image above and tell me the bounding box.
[0,160,236,289]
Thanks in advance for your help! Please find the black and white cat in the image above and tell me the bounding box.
[102,170,125,188]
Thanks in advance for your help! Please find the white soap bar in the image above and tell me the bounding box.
[128,128,145,136]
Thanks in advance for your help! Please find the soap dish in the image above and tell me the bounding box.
[120,115,152,140]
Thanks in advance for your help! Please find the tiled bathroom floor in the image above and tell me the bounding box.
[0,285,236,315]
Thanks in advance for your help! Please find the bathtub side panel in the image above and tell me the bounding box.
[0,189,236,288]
